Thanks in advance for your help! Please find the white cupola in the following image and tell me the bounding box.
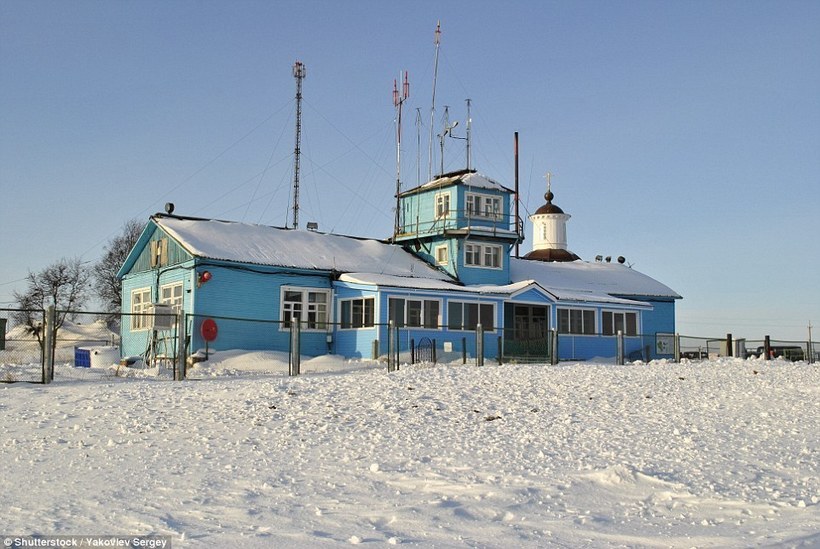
[523,178,580,262]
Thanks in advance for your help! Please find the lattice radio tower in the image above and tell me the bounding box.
[292,60,306,229]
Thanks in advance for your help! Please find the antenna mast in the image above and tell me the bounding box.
[465,98,472,170]
[393,71,410,241]
[291,60,306,229]
[428,21,441,181]
[415,108,422,186]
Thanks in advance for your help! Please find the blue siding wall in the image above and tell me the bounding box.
[190,263,332,356]
[372,288,507,361]
[120,261,194,358]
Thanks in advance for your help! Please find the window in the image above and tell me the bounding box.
[466,193,502,220]
[447,301,494,331]
[435,193,450,218]
[464,243,503,269]
[281,287,330,330]
[159,282,183,327]
[435,245,448,265]
[340,297,375,329]
[602,311,638,336]
[130,287,152,331]
[160,282,183,314]
[558,308,596,335]
[389,298,440,329]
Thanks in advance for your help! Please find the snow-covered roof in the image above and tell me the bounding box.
[402,169,513,195]
[154,216,451,280]
[510,258,681,300]
[338,273,648,306]
[339,273,534,295]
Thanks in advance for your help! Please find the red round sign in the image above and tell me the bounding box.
[201,318,218,342]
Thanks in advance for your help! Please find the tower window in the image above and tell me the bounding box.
[435,193,450,218]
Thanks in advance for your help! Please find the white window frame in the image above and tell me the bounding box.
[130,287,152,331]
[465,192,502,220]
[159,282,184,327]
[435,244,449,265]
[435,192,451,218]
[388,297,441,330]
[447,301,495,332]
[464,243,503,270]
[339,297,375,330]
[557,307,596,335]
[280,286,331,331]
[602,310,639,336]
[160,282,183,313]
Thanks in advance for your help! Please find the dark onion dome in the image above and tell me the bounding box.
[533,190,565,215]
[523,248,580,262]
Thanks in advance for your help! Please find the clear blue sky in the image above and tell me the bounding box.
[1,0,818,341]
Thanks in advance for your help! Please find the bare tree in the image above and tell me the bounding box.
[12,257,91,348]
[93,218,145,318]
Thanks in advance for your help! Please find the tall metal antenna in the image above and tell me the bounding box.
[465,98,472,170]
[428,21,441,182]
[393,71,410,241]
[415,108,422,187]
[291,60,306,229]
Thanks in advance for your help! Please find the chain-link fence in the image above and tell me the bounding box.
[0,308,46,383]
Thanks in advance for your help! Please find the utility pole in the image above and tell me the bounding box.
[291,60,306,229]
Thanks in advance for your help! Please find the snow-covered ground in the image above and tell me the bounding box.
[1,354,818,548]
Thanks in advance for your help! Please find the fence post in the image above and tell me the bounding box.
[550,329,559,365]
[410,338,415,364]
[475,324,484,366]
[43,306,55,383]
[432,339,437,364]
[726,333,733,357]
[372,339,379,360]
[175,312,187,381]
[764,335,771,360]
[289,316,301,376]
[387,320,396,372]
[0,317,6,351]
[616,330,624,365]
[674,333,681,363]
[497,336,503,364]
[462,337,467,364]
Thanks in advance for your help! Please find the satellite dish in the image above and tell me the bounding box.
[165,202,175,215]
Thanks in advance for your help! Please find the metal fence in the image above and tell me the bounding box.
[1,306,817,384]
[0,308,46,383]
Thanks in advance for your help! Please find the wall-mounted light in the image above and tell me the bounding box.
[198,270,212,287]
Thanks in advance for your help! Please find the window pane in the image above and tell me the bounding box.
[626,313,637,336]
[448,302,462,330]
[364,298,374,327]
[479,304,494,331]
[465,303,478,330]
[341,301,351,329]
[614,313,625,335]
[407,300,422,327]
[389,298,405,328]
[583,310,596,334]
[558,309,570,333]
[424,300,439,329]
[602,311,613,335]
[570,310,583,334]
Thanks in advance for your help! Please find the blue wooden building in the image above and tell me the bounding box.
[118,168,680,363]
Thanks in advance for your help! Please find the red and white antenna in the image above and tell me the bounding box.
[393,71,410,240]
